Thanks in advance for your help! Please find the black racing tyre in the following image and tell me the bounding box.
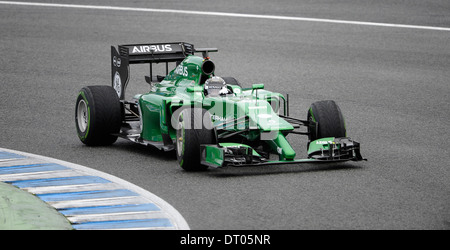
[75,85,122,146]
[307,100,346,143]
[175,108,216,171]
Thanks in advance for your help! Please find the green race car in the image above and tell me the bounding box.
[75,42,365,171]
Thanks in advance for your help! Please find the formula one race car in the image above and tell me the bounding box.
[75,42,365,171]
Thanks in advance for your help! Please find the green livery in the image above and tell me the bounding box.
[75,42,365,171]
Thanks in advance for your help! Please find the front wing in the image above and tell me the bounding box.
[200,137,365,168]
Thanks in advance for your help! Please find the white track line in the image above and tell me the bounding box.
[1,1,449,32]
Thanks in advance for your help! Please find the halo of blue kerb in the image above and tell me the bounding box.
[0,150,179,230]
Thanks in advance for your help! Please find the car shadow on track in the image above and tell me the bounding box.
[204,162,362,178]
[110,141,177,160]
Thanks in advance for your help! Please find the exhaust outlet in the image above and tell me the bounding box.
[201,60,215,75]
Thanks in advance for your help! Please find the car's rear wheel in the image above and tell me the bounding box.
[175,107,216,171]
[307,100,346,143]
[75,86,122,146]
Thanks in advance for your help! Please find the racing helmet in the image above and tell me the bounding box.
[204,76,230,96]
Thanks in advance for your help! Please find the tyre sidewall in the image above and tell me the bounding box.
[308,100,346,142]
[75,87,96,144]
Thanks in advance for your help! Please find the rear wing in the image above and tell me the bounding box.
[115,42,195,64]
[111,42,217,99]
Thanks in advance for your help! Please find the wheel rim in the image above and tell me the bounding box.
[77,99,88,132]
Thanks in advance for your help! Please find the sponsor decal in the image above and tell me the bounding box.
[174,65,188,77]
[211,115,226,122]
[277,147,283,154]
[112,56,121,67]
[205,85,222,89]
[113,71,122,97]
[131,44,173,54]
[316,140,335,144]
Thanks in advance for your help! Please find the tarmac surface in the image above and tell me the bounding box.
[1,0,449,229]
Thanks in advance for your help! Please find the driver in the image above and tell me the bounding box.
[204,76,231,96]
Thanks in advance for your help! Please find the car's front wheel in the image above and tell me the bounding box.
[175,107,216,171]
[307,100,346,144]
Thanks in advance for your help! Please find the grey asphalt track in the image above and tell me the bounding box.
[1,0,449,229]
